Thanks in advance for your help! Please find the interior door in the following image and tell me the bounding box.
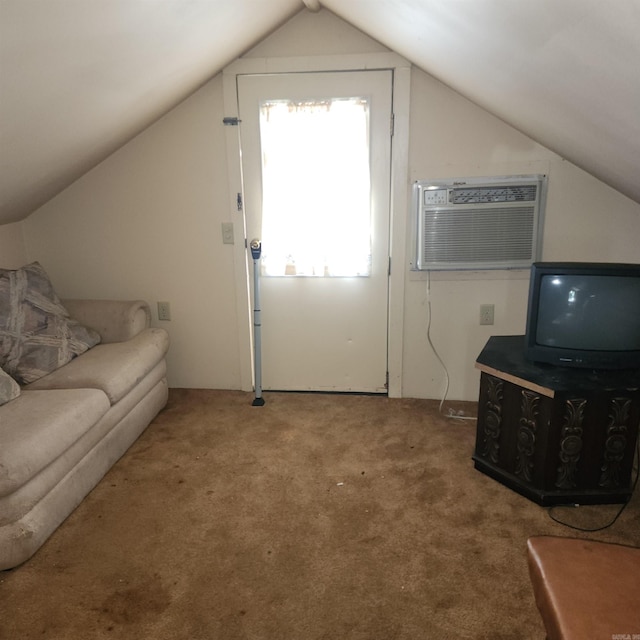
[238,70,392,393]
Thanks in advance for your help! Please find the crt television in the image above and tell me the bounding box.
[524,262,640,369]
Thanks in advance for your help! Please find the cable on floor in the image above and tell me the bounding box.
[425,272,477,422]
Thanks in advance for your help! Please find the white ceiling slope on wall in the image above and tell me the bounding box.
[0,0,301,224]
[322,0,640,206]
[1,0,639,226]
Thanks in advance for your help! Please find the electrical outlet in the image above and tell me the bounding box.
[221,222,234,245]
[157,301,171,321]
[479,304,494,326]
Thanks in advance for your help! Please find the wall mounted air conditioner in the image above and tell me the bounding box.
[412,175,547,271]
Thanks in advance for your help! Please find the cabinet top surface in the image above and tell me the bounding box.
[476,335,640,393]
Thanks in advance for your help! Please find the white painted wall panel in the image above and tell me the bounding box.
[0,222,27,268]
[22,76,241,390]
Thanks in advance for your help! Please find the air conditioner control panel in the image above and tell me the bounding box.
[423,189,448,206]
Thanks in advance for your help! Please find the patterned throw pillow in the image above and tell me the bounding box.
[0,262,101,385]
[0,367,20,405]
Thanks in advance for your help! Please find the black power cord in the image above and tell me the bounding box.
[547,429,640,532]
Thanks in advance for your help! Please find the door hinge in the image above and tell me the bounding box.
[237,193,243,211]
[388,257,392,276]
[223,117,241,126]
[385,371,389,389]
[390,113,395,137]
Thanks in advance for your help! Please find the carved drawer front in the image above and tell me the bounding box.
[599,396,633,490]
[515,389,540,484]
[479,375,504,464]
[555,398,586,490]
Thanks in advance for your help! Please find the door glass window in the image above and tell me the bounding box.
[259,98,371,277]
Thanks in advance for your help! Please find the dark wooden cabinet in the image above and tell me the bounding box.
[473,336,640,506]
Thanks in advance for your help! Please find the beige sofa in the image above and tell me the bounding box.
[0,299,169,570]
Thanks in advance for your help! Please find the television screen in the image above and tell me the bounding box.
[536,274,640,351]
[525,262,640,369]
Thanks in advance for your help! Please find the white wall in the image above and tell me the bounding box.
[19,9,640,399]
[403,69,640,401]
[23,76,241,389]
[0,221,27,268]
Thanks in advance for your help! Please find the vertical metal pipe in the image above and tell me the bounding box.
[250,239,265,406]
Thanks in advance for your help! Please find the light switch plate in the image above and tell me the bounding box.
[222,222,234,245]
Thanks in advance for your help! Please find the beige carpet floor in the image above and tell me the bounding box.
[1,389,639,639]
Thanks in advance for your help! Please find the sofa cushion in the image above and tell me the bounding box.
[0,388,110,498]
[0,368,20,406]
[26,327,169,405]
[0,262,101,385]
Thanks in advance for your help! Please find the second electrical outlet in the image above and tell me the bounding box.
[479,304,494,325]
[157,301,171,321]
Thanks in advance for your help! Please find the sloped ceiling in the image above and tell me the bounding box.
[1,0,639,226]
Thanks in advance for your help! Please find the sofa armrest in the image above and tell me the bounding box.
[62,299,151,344]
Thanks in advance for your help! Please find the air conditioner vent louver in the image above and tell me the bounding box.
[450,184,537,204]
[413,175,547,271]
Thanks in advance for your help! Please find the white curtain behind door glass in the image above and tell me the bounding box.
[259,98,371,277]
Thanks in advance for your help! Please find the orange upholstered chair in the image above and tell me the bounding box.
[526,536,640,640]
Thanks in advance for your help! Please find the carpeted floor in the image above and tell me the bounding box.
[1,389,639,639]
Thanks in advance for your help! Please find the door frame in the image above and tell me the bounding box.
[223,52,411,397]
